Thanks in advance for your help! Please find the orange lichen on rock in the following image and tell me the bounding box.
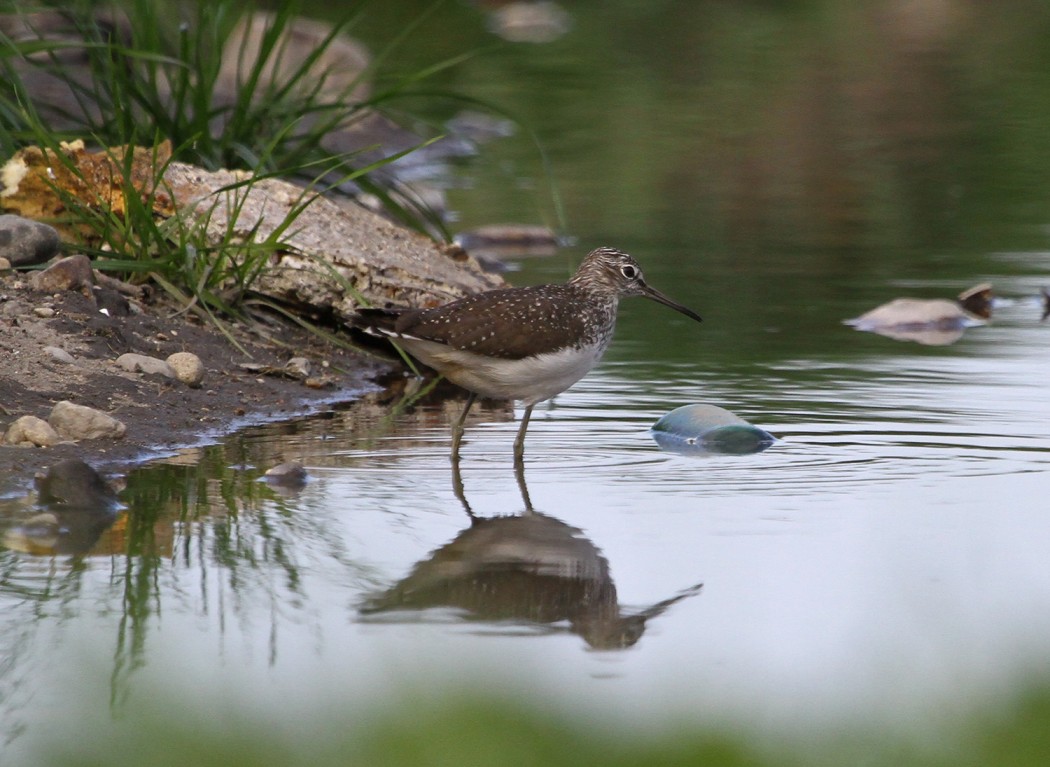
[0,139,175,240]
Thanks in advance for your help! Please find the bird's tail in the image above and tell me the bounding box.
[347,307,406,336]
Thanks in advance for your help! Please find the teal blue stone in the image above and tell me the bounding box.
[651,404,776,455]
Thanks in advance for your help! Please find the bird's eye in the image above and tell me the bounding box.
[621,265,638,279]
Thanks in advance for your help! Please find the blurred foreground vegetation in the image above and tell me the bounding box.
[17,684,1050,767]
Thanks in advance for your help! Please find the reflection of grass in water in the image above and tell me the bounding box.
[23,684,1050,767]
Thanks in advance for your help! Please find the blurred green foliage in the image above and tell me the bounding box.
[20,686,1050,767]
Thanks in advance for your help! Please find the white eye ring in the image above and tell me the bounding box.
[621,265,638,279]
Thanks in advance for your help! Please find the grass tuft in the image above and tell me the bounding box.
[0,0,476,335]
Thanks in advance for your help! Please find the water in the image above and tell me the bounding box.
[4,0,1050,753]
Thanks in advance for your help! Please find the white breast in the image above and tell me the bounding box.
[397,337,607,406]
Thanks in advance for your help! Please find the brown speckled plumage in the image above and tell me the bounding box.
[384,282,618,359]
[350,247,702,460]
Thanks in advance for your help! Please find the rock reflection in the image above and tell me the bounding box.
[1,459,121,556]
[360,460,701,650]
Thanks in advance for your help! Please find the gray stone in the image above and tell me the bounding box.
[165,351,205,387]
[162,162,503,325]
[32,306,56,318]
[263,461,308,488]
[92,286,130,317]
[36,458,116,506]
[0,215,61,266]
[116,352,176,379]
[43,346,75,364]
[285,357,311,380]
[49,400,126,440]
[29,254,94,293]
[4,415,61,447]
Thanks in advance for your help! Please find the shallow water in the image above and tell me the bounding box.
[4,0,1050,751]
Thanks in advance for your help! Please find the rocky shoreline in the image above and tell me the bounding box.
[0,246,395,497]
[0,7,520,498]
[0,148,513,498]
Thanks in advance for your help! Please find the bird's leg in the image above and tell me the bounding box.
[513,452,534,513]
[512,405,534,464]
[450,392,477,462]
[450,446,476,519]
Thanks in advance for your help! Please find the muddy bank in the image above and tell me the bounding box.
[0,269,396,497]
[0,7,519,496]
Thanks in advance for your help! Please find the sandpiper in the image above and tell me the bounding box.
[351,246,703,460]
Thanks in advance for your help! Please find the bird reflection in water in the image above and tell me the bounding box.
[360,458,702,650]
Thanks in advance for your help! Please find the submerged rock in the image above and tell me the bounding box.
[3,459,120,555]
[957,283,994,319]
[263,461,308,489]
[35,458,117,507]
[651,404,776,456]
[844,284,993,346]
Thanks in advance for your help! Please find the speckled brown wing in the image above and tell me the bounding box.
[392,284,612,360]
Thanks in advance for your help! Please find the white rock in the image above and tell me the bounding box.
[49,401,126,440]
[165,351,205,387]
[4,415,61,447]
[845,298,970,330]
[116,352,176,379]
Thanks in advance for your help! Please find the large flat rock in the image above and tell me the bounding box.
[164,162,504,318]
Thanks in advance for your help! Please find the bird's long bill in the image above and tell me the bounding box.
[641,284,703,323]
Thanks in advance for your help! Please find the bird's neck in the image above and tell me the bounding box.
[567,273,621,304]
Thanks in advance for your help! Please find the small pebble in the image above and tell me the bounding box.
[32,306,55,318]
[92,286,130,316]
[285,357,311,380]
[487,1,572,43]
[29,254,94,293]
[166,351,205,387]
[116,352,176,379]
[44,346,75,364]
